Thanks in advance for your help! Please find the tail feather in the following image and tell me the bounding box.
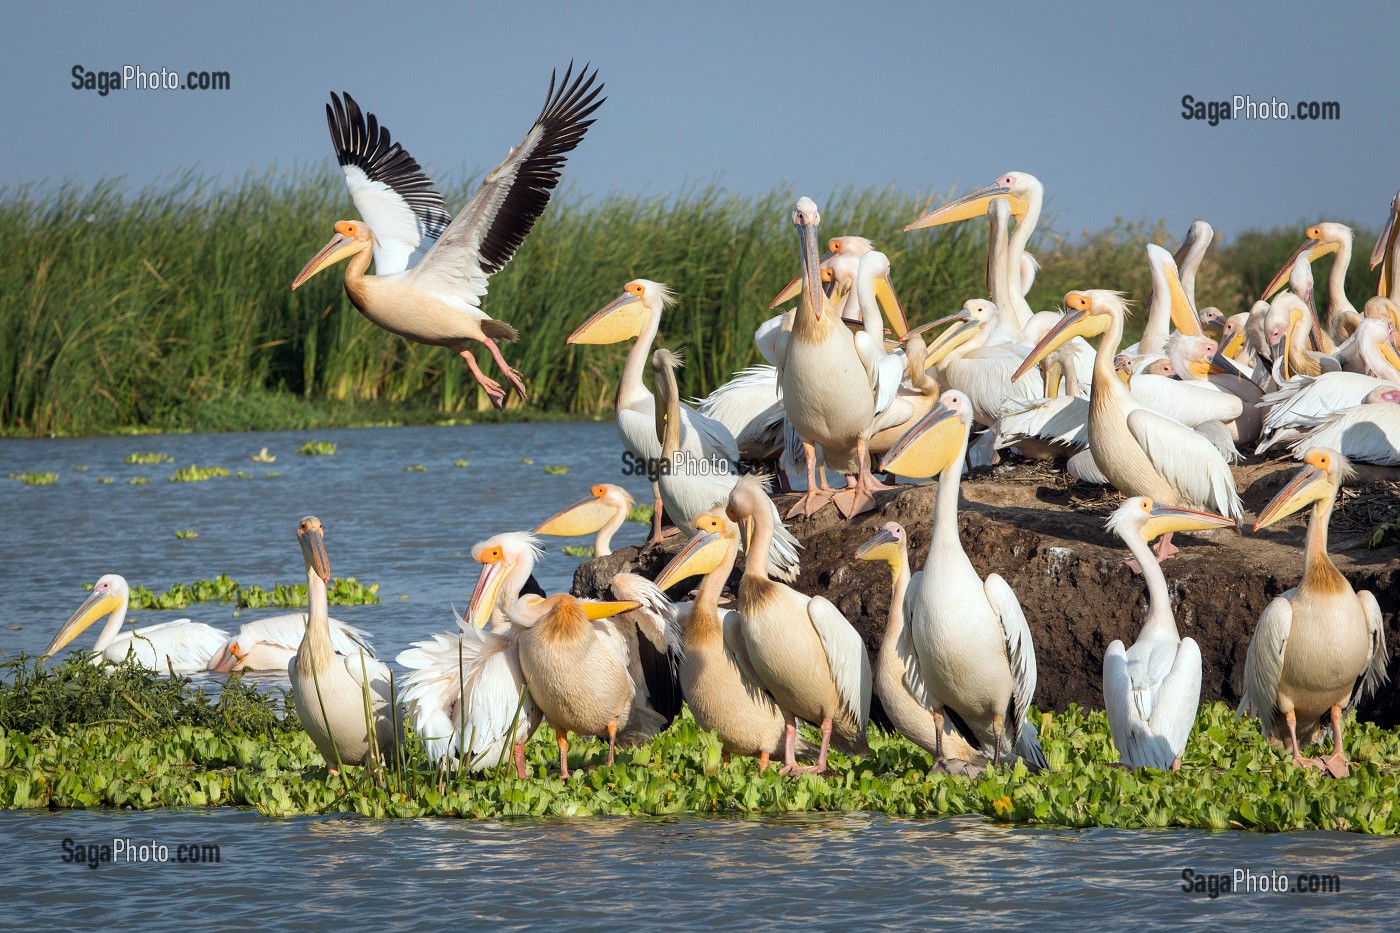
[481,319,519,342]
[1014,720,1050,773]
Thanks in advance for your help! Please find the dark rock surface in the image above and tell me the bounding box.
[572,462,1400,726]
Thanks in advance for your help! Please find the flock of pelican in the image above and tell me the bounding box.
[39,65,1400,784]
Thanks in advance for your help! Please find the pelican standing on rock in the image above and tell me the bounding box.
[43,574,227,673]
[533,483,636,557]
[292,66,604,409]
[1241,449,1388,777]
[881,391,1048,769]
[726,475,871,772]
[289,517,400,770]
[1102,498,1234,770]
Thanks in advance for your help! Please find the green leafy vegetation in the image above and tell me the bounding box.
[169,464,230,482]
[561,545,594,558]
[7,471,57,485]
[453,459,471,468]
[125,574,379,609]
[1369,520,1400,548]
[128,476,149,485]
[628,504,655,525]
[404,464,427,473]
[72,465,88,472]
[543,464,569,475]
[0,667,1396,831]
[173,529,198,539]
[298,441,337,456]
[124,452,172,464]
[97,476,114,484]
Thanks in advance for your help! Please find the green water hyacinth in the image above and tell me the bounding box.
[561,545,594,558]
[124,452,172,464]
[169,464,230,482]
[628,505,654,526]
[298,441,337,456]
[125,574,379,609]
[8,471,57,485]
[543,465,569,475]
[1,660,1398,831]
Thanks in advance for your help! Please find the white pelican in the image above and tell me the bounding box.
[1102,498,1234,770]
[292,66,604,409]
[1132,245,1204,357]
[651,511,790,769]
[395,532,547,777]
[43,574,227,673]
[779,197,883,518]
[1335,317,1400,381]
[1015,290,1243,561]
[1163,333,1262,444]
[1264,223,1361,343]
[1256,373,1400,455]
[880,392,1047,769]
[726,475,871,772]
[1241,449,1388,777]
[653,348,800,578]
[918,299,1046,427]
[288,517,399,770]
[207,613,375,672]
[1373,191,1399,298]
[1286,403,1400,466]
[510,592,674,778]
[533,483,635,557]
[567,279,739,541]
[1174,220,1214,311]
[1264,292,1336,382]
[855,522,984,765]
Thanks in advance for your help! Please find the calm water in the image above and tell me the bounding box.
[1,424,1396,928]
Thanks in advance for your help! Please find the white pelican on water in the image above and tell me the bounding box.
[1102,498,1234,771]
[881,391,1048,769]
[289,517,400,770]
[292,66,604,409]
[1241,449,1388,777]
[43,574,227,673]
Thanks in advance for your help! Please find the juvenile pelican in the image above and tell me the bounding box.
[1241,449,1388,777]
[855,522,984,766]
[1102,498,1234,770]
[510,593,669,778]
[43,574,227,673]
[207,613,375,672]
[652,510,790,769]
[881,392,1047,769]
[289,517,400,770]
[533,484,635,557]
[292,66,604,409]
[726,475,871,772]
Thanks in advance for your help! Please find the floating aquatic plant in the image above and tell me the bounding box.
[173,530,198,539]
[128,476,149,485]
[266,471,282,478]
[125,575,379,610]
[169,464,230,482]
[454,459,471,468]
[521,457,535,465]
[97,476,114,484]
[8,471,57,485]
[72,465,88,472]
[125,452,173,465]
[298,441,337,456]
[543,465,569,475]
[561,545,594,558]
[405,465,427,473]
[236,470,254,479]
[628,504,655,525]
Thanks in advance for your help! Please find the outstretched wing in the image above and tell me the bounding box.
[326,91,452,274]
[408,65,605,308]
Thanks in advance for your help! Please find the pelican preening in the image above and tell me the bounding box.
[293,65,604,409]
[43,574,227,673]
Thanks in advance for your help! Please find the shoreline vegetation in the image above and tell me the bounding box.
[0,172,1382,437]
[2,657,1397,830]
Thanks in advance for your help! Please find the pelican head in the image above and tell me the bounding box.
[854,521,906,576]
[505,593,639,630]
[298,516,331,584]
[880,390,972,479]
[534,485,634,538]
[1013,290,1126,381]
[468,532,543,630]
[1373,193,1400,279]
[792,197,831,321]
[567,280,671,345]
[43,573,129,659]
[1264,292,1311,376]
[1220,312,1251,359]
[918,300,995,367]
[654,511,733,590]
[1253,448,1351,532]
[1146,243,1202,336]
[904,172,1036,230]
[1108,497,1235,545]
[1364,296,1400,332]
[769,235,871,309]
[1264,223,1353,299]
[291,221,374,290]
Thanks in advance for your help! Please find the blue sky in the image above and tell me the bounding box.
[3,1,1397,239]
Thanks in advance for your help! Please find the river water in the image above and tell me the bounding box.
[1,424,1394,928]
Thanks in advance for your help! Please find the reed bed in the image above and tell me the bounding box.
[0,172,1378,436]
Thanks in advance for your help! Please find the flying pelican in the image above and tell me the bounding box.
[653,348,800,578]
[533,483,636,557]
[1015,290,1243,561]
[650,510,791,769]
[567,279,739,541]
[292,66,604,409]
[855,522,984,767]
[1241,449,1388,777]
[1102,497,1234,770]
[207,613,375,672]
[725,475,871,772]
[880,391,1048,769]
[1265,223,1361,343]
[43,574,227,673]
[288,517,400,770]
[510,592,674,778]
[779,197,883,518]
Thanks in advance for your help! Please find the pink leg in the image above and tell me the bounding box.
[832,438,879,518]
[482,337,529,402]
[606,721,617,767]
[1152,532,1179,564]
[787,442,834,519]
[458,349,506,410]
[778,715,801,774]
[1170,755,1182,772]
[1286,709,1323,771]
[557,734,571,779]
[813,718,833,773]
[513,742,528,780]
[1317,706,1350,778]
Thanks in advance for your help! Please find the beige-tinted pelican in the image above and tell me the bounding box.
[534,484,636,557]
[1241,449,1388,777]
[288,517,400,770]
[292,67,603,409]
[725,475,871,772]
